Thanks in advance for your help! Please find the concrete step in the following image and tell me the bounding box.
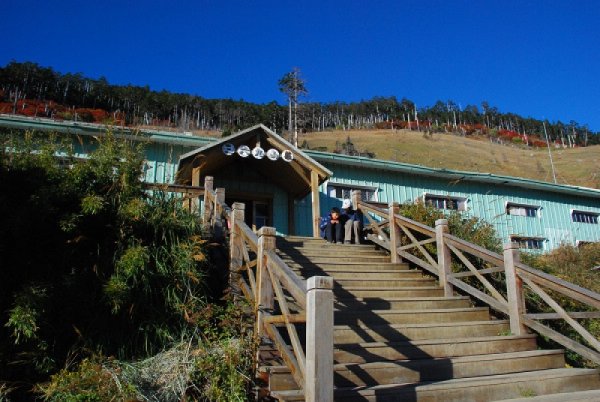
[276,238,376,250]
[334,320,510,344]
[332,368,600,402]
[333,334,538,364]
[334,278,438,288]
[334,307,491,325]
[335,296,472,310]
[333,286,444,298]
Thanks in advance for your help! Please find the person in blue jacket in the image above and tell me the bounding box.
[325,207,344,243]
[341,199,363,244]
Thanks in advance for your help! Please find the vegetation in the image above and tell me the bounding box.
[1,61,598,146]
[0,131,253,400]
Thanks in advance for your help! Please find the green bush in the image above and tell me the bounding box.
[0,130,221,399]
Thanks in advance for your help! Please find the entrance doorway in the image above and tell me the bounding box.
[225,194,273,231]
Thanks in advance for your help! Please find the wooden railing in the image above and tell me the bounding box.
[352,191,600,366]
[201,176,334,402]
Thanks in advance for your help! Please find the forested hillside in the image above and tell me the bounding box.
[1,61,598,147]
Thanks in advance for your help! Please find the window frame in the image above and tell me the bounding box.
[505,202,540,218]
[510,235,545,250]
[423,193,468,211]
[571,210,599,224]
[326,182,378,202]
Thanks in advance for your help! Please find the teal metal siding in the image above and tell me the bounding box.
[308,161,600,249]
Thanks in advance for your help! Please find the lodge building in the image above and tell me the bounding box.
[1,115,599,251]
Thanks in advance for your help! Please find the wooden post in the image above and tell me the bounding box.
[191,166,201,214]
[310,170,320,238]
[435,219,453,297]
[256,227,276,339]
[388,202,402,263]
[229,202,245,298]
[202,176,214,226]
[213,187,225,239]
[305,276,334,402]
[504,242,527,335]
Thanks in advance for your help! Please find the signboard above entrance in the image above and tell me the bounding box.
[221,142,293,162]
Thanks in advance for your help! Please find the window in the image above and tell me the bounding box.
[424,194,467,211]
[572,210,599,224]
[511,236,545,250]
[506,203,539,217]
[327,183,378,202]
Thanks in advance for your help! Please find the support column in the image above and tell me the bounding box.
[435,219,453,297]
[305,276,334,402]
[229,202,245,298]
[504,242,527,335]
[213,187,225,239]
[202,176,214,226]
[191,166,201,214]
[257,227,276,339]
[389,202,402,263]
[310,170,320,238]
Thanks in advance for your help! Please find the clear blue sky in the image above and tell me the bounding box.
[2,1,600,130]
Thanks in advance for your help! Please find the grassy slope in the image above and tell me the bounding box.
[299,129,600,189]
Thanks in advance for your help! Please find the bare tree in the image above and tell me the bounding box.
[278,68,307,147]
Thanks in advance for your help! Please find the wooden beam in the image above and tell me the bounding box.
[310,170,320,238]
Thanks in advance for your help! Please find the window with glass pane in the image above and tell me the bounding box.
[425,195,466,211]
[511,236,544,250]
[572,211,599,224]
[507,203,538,217]
[328,184,377,201]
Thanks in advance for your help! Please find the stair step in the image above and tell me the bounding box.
[497,389,600,401]
[269,350,566,388]
[334,320,511,343]
[333,368,600,402]
[335,278,438,288]
[333,334,538,363]
[335,296,471,310]
[334,307,491,325]
[281,255,391,264]
[297,269,422,280]
[334,286,444,298]
[278,247,387,257]
[287,262,410,270]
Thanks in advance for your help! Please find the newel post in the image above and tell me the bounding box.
[435,219,453,297]
[202,176,214,226]
[229,202,245,298]
[256,227,276,339]
[504,242,527,335]
[191,166,201,214]
[388,202,402,263]
[306,276,334,402]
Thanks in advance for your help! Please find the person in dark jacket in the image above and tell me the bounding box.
[341,199,363,244]
[325,207,344,243]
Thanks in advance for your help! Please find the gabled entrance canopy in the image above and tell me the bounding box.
[176,124,332,236]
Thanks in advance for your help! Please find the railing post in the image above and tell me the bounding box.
[256,227,276,340]
[213,187,226,239]
[191,166,201,214]
[504,242,527,335]
[229,202,245,298]
[435,219,453,297]
[306,276,334,402]
[202,176,214,226]
[351,190,361,211]
[388,202,402,263]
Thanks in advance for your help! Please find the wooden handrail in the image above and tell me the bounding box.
[358,198,600,366]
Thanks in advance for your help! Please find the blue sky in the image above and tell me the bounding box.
[2,1,600,130]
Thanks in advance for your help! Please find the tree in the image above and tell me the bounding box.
[278,68,307,147]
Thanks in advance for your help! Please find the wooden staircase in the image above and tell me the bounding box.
[265,236,600,401]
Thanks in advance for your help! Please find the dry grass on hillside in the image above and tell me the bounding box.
[299,129,600,189]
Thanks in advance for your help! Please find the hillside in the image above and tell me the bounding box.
[300,129,600,189]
